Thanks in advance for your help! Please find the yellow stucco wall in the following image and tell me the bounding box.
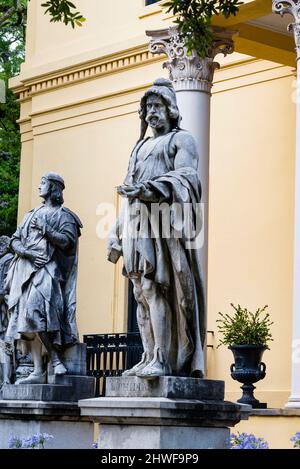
[208,61,295,408]
[235,414,300,449]
[10,0,299,447]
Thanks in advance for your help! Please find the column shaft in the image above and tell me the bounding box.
[176,89,211,297]
[273,0,300,408]
[147,27,235,322]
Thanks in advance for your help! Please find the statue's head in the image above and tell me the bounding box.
[139,78,181,132]
[0,235,10,258]
[39,172,65,205]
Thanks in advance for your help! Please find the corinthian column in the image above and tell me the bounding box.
[273,0,300,408]
[146,26,235,319]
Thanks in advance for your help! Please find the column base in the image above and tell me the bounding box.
[285,395,300,408]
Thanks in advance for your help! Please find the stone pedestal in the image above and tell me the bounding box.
[0,400,94,449]
[106,376,224,399]
[2,342,95,402]
[79,377,250,449]
[47,343,87,377]
[0,342,96,448]
[2,376,95,402]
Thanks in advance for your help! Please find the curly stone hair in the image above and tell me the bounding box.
[48,182,64,206]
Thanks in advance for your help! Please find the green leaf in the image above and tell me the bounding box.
[39,0,85,29]
[216,304,273,348]
[162,0,244,56]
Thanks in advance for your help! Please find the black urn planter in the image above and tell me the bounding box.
[229,344,267,409]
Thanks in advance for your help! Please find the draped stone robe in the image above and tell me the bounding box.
[121,129,205,377]
[5,205,82,347]
[0,252,13,339]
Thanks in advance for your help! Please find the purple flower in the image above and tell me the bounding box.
[291,431,300,449]
[229,432,269,449]
[38,433,54,448]
[21,438,35,449]
[8,433,54,449]
[8,436,22,449]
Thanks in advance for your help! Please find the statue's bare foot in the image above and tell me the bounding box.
[15,371,46,385]
[0,379,10,391]
[122,353,151,377]
[136,359,171,379]
[1,378,11,386]
[54,362,67,375]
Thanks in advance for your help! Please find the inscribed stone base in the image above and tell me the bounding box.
[2,375,95,402]
[2,384,71,402]
[106,376,224,400]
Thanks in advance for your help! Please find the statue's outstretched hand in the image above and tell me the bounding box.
[117,184,141,199]
[117,183,157,202]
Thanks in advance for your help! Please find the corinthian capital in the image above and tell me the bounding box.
[273,0,300,58]
[146,26,236,94]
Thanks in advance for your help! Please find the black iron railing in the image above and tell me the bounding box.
[83,333,143,397]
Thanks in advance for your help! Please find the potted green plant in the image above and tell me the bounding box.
[217,304,273,408]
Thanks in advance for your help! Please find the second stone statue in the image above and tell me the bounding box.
[4,172,83,385]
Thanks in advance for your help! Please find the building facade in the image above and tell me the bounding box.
[10,0,300,447]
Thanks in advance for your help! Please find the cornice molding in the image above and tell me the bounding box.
[12,55,288,110]
[11,44,162,101]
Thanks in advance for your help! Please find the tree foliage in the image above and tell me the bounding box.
[0,1,26,235]
[0,1,84,235]
[0,0,85,28]
[164,0,243,57]
[0,0,27,29]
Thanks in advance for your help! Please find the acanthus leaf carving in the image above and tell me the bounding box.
[147,26,235,94]
[273,0,300,58]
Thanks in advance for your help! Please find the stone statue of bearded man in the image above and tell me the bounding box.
[108,78,205,379]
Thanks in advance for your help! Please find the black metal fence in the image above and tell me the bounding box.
[83,333,143,397]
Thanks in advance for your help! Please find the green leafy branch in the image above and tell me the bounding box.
[41,0,85,28]
[216,304,274,348]
[0,1,85,29]
[163,0,244,57]
[0,0,27,28]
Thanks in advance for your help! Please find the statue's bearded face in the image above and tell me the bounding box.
[38,177,51,199]
[145,95,169,130]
